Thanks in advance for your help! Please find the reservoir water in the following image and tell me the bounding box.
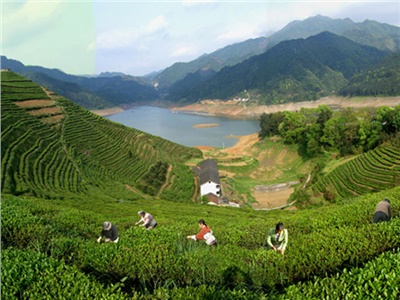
[105,106,260,148]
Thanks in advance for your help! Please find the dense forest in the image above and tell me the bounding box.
[259,104,400,157]
[339,53,400,97]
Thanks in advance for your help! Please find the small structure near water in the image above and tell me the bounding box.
[193,158,241,207]
[194,159,221,203]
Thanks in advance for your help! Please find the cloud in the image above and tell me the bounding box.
[170,45,198,58]
[182,0,216,8]
[216,24,260,43]
[96,15,168,50]
[146,15,168,33]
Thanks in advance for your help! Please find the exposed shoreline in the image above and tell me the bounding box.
[91,96,400,118]
[171,96,400,118]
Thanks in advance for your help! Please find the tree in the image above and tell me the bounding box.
[259,111,284,138]
[278,111,307,144]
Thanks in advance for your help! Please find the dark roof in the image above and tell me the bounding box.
[198,159,220,185]
[198,158,218,170]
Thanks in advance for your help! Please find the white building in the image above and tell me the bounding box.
[196,159,221,203]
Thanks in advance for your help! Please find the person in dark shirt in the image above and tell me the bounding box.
[97,221,119,243]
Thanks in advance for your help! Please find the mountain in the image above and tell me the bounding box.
[342,19,400,52]
[154,15,400,90]
[1,56,159,110]
[3,15,399,109]
[19,72,114,109]
[1,71,202,200]
[169,32,389,104]
[339,52,400,96]
[153,37,269,91]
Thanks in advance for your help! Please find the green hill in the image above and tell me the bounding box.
[154,15,400,91]
[1,71,202,201]
[170,32,389,104]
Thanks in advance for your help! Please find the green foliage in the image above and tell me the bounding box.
[259,111,285,138]
[283,249,400,299]
[137,161,169,195]
[340,53,400,97]
[2,187,400,298]
[312,145,400,201]
[2,248,127,299]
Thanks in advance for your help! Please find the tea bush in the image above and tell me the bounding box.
[2,187,399,298]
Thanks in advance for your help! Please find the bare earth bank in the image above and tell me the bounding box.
[171,96,400,118]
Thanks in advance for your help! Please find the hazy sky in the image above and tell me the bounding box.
[2,1,400,76]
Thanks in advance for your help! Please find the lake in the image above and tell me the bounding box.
[105,106,260,148]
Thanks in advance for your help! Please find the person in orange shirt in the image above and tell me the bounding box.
[187,219,217,246]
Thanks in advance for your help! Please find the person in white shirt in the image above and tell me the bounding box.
[135,211,157,230]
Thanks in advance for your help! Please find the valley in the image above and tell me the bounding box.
[2,9,400,298]
[90,95,400,210]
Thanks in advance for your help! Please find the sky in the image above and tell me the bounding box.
[2,1,400,77]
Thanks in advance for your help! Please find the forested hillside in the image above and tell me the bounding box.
[259,104,400,206]
[1,71,202,201]
[3,16,399,110]
[169,32,389,104]
[154,15,400,90]
[339,53,400,96]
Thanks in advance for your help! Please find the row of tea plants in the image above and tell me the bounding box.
[2,185,399,299]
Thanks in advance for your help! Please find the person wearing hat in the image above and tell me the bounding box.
[373,198,392,223]
[266,221,288,255]
[135,211,157,230]
[97,221,119,243]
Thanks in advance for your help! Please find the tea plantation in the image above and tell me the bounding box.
[2,189,399,299]
[1,71,400,299]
